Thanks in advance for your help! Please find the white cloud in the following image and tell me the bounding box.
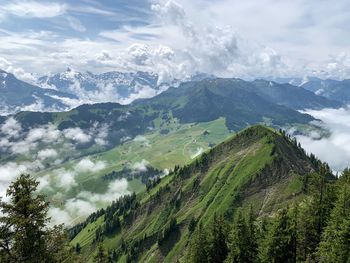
[48,207,75,226]
[133,135,150,147]
[54,169,77,188]
[27,126,55,143]
[0,57,36,83]
[48,178,130,225]
[296,107,350,172]
[74,158,106,173]
[0,0,350,81]
[78,178,129,203]
[0,122,63,155]
[152,1,186,25]
[93,123,109,146]
[0,117,22,138]
[10,140,38,155]
[37,175,51,191]
[37,148,58,160]
[0,162,27,183]
[63,127,91,144]
[67,16,86,32]
[132,159,149,172]
[0,118,110,157]
[1,1,66,18]
[0,161,45,202]
[48,198,97,226]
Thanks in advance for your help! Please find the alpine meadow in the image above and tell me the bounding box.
[1,0,350,263]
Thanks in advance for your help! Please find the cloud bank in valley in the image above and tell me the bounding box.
[0,118,110,204]
[296,107,350,172]
[0,117,109,156]
[48,178,130,226]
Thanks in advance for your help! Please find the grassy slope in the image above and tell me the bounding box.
[72,125,315,262]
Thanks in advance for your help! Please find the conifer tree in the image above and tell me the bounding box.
[317,169,350,262]
[260,208,297,263]
[0,174,70,263]
[297,171,336,261]
[189,222,210,263]
[75,243,81,254]
[246,206,258,261]
[225,211,252,263]
[209,213,228,263]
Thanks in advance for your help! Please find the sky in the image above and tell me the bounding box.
[1,0,350,82]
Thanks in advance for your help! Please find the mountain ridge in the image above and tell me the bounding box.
[69,125,322,262]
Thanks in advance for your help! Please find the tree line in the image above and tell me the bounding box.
[188,168,350,263]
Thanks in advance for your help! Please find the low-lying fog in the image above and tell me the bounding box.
[297,106,350,173]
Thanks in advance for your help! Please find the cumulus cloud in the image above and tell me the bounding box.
[0,120,63,155]
[132,159,149,172]
[295,107,350,172]
[1,0,350,82]
[0,1,293,87]
[0,118,109,158]
[54,169,77,188]
[94,0,289,83]
[48,198,97,226]
[0,57,36,83]
[0,161,45,202]
[26,125,61,144]
[63,127,92,144]
[75,158,106,173]
[0,163,25,202]
[133,135,146,142]
[320,53,350,80]
[48,178,130,225]
[0,117,22,138]
[37,148,58,160]
[92,123,109,146]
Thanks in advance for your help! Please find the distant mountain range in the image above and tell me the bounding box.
[0,69,77,115]
[273,76,350,105]
[301,78,350,104]
[2,77,340,147]
[1,67,349,116]
[0,68,214,114]
[37,68,168,103]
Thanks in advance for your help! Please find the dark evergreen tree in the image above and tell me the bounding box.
[188,217,197,234]
[297,170,336,261]
[260,208,297,263]
[317,169,350,262]
[209,213,228,263]
[246,206,258,261]
[225,211,252,263]
[75,243,81,254]
[0,174,75,263]
[189,222,210,263]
